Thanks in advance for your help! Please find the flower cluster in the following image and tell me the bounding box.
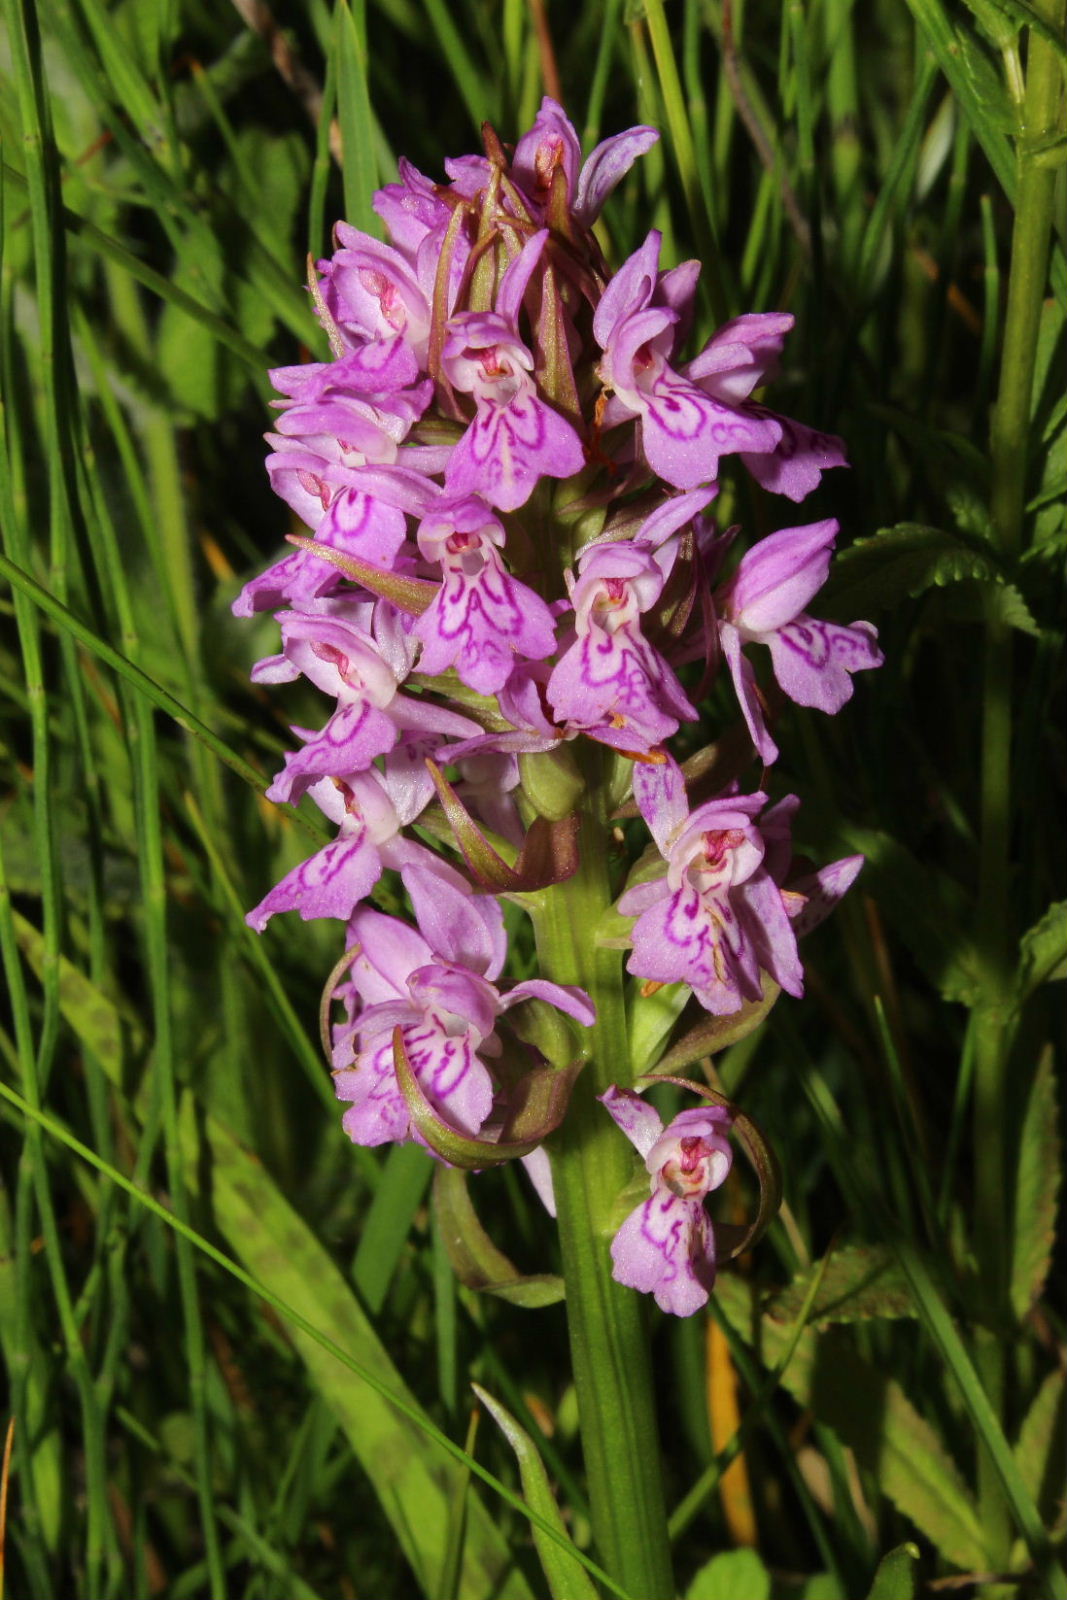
[237,100,882,1312]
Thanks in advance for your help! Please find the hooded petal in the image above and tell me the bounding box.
[727,520,839,636]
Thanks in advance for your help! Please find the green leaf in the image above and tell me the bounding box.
[1011,1046,1062,1319]
[287,536,437,614]
[471,1385,599,1600]
[628,978,689,1073]
[1016,901,1067,1001]
[838,828,983,1005]
[1015,1369,1067,1524]
[864,1543,921,1600]
[923,578,1042,636]
[393,1028,581,1168]
[433,1168,564,1308]
[685,1548,771,1600]
[715,1279,988,1571]
[821,523,1002,618]
[334,0,380,237]
[764,1246,916,1328]
[901,0,1018,191]
[426,760,580,892]
[961,0,1067,56]
[654,985,780,1073]
[352,1142,434,1315]
[199,1113,534,1600]
[11,910,130,1087]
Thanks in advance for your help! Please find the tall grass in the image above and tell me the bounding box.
[1,0,1063,1595]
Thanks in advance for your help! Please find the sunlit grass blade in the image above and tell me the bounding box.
[0,1078,632,1600]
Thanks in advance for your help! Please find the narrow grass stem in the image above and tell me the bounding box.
[532,751,675,1600]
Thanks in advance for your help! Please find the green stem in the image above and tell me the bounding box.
[533,749,674,1599]
[974,2,1064,1570]
[975,0,1064,1303]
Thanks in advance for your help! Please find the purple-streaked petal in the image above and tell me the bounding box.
[413,554,558,695]
[789,855,864,937]
[627,883,761,1015]
[266,702,398,803]
[641,374,781,491]
[766,617,882,713]
[600,1085,663,1158]
[246,828,381,931]
[610,1193,717,1316]
[404,1019,495,1136]
[632,753,690,853]
[445,393,585,512]
[741,413,849,502]
[336,1038,411,1146]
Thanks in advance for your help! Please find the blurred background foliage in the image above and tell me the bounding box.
[0,0,1064,1594]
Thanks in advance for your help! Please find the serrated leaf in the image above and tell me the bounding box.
[472,1385,599,1600]
[1015,1370,1067,1527]
[839,828,983,1005]
[924,578,1041,636]
[715,1279,988,1570]
[822,523,1002,619]
[433,1168,564,1307]
[764,1246,916,1327]
[1011,1046,1062,1319]
[902,1,1020,177]
[865,1543,921,1600]
[1016,901,1067,1001]
[685,1547,771,1600]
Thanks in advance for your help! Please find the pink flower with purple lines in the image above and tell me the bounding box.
[601,1087,733,1316]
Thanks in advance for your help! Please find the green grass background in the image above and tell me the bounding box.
[1,0,1064,1595]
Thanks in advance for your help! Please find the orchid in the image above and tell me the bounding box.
[236,95,881,1372]
[412,496,558,693]
[594,231,782,489]
[332,897,594,1151]
[601,1087,733,1315]
[714,518,884,762]
[442,232,585,510]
